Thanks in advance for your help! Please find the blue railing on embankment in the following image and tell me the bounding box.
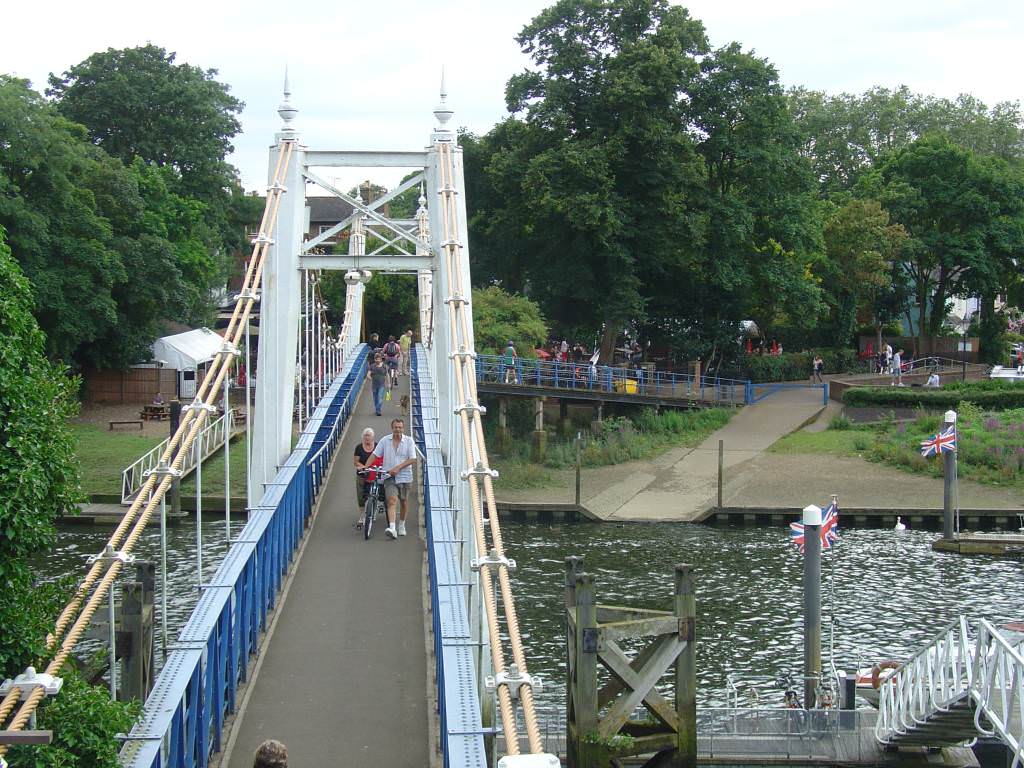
[475,354,751,405]
[119,345,369,768]
[411,346,487,768]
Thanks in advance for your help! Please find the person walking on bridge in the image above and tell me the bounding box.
[368,353,387,416]
[373,417,417,539]
[400,329,413,375]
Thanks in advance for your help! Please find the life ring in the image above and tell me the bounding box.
[871,660,900,689]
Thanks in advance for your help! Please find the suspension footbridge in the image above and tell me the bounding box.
[2,76,1022,768]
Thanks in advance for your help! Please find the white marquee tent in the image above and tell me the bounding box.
[151,328,224,398]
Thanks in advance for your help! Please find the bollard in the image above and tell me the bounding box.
[717,440,724,511]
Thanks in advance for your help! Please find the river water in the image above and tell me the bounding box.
[502,521,1024,718]
[40,519,1024,721]
[37,520,232,672]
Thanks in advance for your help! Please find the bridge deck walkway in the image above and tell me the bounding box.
[225,374,429,767]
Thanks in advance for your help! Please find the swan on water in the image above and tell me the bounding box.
[894,516,906,531]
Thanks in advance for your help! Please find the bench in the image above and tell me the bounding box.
[109,420,144,431]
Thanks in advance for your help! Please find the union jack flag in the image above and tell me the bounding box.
[789,501,839,553]
[920,425,957,457]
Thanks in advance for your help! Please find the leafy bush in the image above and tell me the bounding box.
[7,669,141,768]
[738,348,865,382]
[865,407,1024,487]
[843,382,1024,410]
[828,415,852,430]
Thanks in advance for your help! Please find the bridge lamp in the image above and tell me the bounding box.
[359,269,373,283]
[343,270,361,286]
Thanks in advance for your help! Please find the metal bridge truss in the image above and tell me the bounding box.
[876,616,1024,767]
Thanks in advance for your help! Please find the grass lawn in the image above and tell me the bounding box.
[770,406,1024,491]
[770,429,868,456]
[72,423,247,497]
[72,423,163,496]
[491,407,734,492]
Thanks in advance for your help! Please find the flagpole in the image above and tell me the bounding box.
[942,410,957,540]
[802,503,822,710]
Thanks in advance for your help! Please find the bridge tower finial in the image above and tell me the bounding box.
[278,66,298,134]
[433,66,454,136]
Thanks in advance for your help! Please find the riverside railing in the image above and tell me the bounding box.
[475,354,751,405]
[411,345,488,768]
[121,411,234,504]
[118,345,367,768]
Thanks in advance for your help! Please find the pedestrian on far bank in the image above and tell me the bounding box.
[811,354,824,384]
[884,342,893,369]
[891,348,904,386]
[503,341,518,384]
[400,329,413,375]
[368,353,387,416]
[253,739,288,768]
[373,417,417,539]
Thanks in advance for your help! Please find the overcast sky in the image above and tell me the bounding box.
[4,1,1021,192]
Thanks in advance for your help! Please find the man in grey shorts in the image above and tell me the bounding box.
[372,417,417,539]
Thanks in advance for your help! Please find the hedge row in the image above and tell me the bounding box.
[737,348,866,383]
[843,383,1024,410]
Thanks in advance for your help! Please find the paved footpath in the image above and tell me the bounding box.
[590,386,826,521]
[224,375,429,768]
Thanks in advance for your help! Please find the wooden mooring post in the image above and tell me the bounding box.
[566,558,697,768]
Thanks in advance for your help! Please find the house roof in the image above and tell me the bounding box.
[308,196,354,223]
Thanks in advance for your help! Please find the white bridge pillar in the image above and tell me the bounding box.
[250,84,305,505]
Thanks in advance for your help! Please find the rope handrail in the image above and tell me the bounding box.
[0,140,296,751]
[436,142,542,754]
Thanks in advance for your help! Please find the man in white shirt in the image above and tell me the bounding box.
[372,417,418,539]
[890,348,904,386]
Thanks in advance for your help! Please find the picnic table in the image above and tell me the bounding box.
[141,403,170,421]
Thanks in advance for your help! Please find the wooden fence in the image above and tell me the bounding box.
[83,366,178,405]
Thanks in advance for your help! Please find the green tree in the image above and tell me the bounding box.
[0,76,123,364]
[471,285,548,356]
[862,136,1024,353]
[0,225,80,668]
[47,44,253,317]
[819,199,907,346]
[789,86,1024,196]
[497,0,710,361]
[46,44,243,201]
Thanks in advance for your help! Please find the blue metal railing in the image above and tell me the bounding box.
[748,381,829,406]
[119,345,369,768]
[411,345,487,768]
[475,354,751,405]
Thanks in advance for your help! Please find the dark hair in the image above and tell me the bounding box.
[253,739,288,768]
[390,417,405,428]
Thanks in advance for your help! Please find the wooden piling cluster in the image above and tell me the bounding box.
[565,557,696,768]
[86,561,156,702]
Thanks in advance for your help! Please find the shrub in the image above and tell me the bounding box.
[843,383,1024,410]
[828,415,852,430]
[738,348,865,382]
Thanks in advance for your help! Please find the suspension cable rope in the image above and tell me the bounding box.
[436,142,543,754]
[0,140,296,749]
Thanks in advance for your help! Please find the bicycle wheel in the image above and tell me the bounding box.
[363,496,375,540]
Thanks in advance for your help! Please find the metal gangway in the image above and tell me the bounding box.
[121,411,234,504]
[875,616,1024,766]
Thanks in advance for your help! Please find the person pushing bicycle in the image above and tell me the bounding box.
[352,427,382,528]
